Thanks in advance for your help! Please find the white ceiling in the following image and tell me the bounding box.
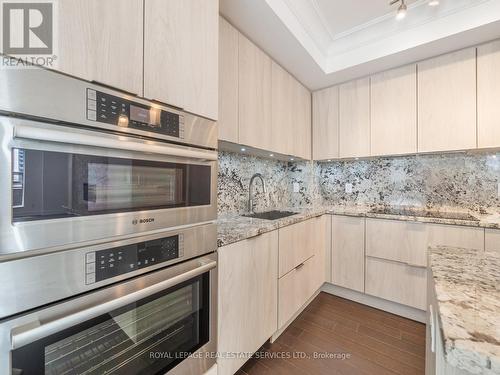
[295,0,419,38]
[220,0,500,90]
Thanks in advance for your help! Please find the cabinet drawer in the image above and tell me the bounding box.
[366,219,484,267]
[365,256,427,310]
[279,219,314,277]
[278,255,317,328]
[366,218,428,266]
[485,229,500,252]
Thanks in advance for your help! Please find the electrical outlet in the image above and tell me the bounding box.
[293,182,300,193]
[345,183,353,194]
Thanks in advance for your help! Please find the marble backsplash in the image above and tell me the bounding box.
[217,151,320,214]
[319,151,500,214]
[218,150,500,215]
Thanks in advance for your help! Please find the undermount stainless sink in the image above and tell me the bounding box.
[242,210,297,220]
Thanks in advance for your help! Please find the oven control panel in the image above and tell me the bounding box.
[85,234,183,284]
[86,88,184,139]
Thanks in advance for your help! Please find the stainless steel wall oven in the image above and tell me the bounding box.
[0,66,218,375]
[0,66,218,258]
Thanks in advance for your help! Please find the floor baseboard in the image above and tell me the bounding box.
[321,283,426,323]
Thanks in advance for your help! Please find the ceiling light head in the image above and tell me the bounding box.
[396,0,407,20]
[241,147,246,152]
[428,0,439,6]
[269,153,274,157]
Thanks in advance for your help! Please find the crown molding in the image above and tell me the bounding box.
[266,0,500,74]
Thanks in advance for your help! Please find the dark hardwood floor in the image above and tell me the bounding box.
[237,292,426,375]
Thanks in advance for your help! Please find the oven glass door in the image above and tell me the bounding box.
[11,273,210,375]
[12,148,212,222]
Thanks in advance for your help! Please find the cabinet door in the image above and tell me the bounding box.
[478,40,500,149]
[184,0,218,119]
[57,0,143,95]
[417,48,476,152]
[271,61,293,155]
[293,80,312,160]
[218,231,278,375]
[331,215,365,292]
[313,215,330,286]
[365,257,427,310]
[144,0,218,119]
[313,86,339,160]
[218,17,239,142]
[370,64,417,156]
[339,77,370,158]
[238,34,272,151]
[144,0,185,109]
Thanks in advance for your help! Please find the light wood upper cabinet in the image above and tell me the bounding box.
[271,61,293,155]
[293,81,312,159]
[57,0,143,95]
[218,232,278,375]
[478,40,500,149]
[339,77,370,158]
[271,62,311,159]
[331,215,365,292]
[417,48,476,153]
[370,64,417,156]
[218,17,239,142]
[238,33,272,151]
[313,86,339,160]
[144,0,218,120]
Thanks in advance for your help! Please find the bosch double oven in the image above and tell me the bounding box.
[0,65,218,375]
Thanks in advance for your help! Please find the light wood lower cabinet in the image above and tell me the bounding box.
[341,217,486,312]
[278,219,314,277]
[331,215,365,293]
[366,219,484,268]
[485,229,500,252]
[278,254,317,328]
[365,257,427,310]
[277,216,328,329]
[217,231,278,375]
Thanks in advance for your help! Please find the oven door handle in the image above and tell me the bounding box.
[10,258,216,350]
[13,124,217,161]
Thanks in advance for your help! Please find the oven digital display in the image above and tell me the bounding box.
[130,105,151,124]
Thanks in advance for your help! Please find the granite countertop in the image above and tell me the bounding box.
[429,246,500,374]
[217,207,327,247]
[217,205,500,247]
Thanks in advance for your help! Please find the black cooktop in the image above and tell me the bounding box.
[368,207,480,221]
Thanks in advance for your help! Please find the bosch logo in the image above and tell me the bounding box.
[132,218,155,225]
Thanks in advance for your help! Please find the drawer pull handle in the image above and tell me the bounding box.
[405,262,427,269]
[295,262,305,270]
